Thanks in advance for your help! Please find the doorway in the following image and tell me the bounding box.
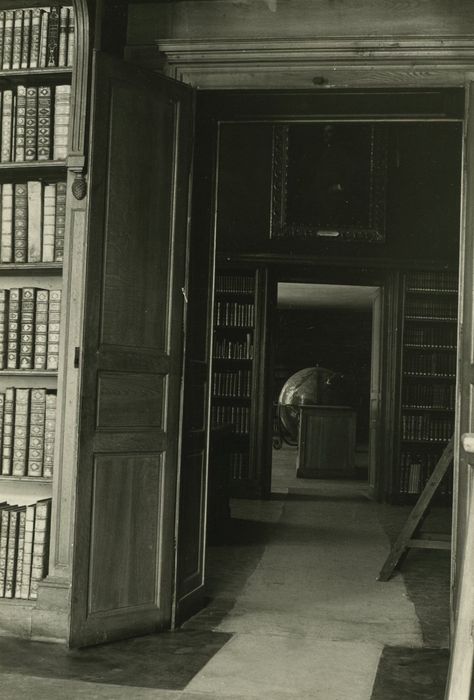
[271,282,382,495]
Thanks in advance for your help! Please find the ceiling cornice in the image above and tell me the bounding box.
[133,36,474,88]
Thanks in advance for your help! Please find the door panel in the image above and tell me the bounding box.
[89,454,162,613]
[445,83,473,697]
[174,113,215,623]
[69,51,193,646]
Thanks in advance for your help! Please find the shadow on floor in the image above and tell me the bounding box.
[377,505,451,648]
[370,646,474,700]
[0,630,232,690]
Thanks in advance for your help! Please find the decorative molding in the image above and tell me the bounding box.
[72,173,88,200]
[270,125,288,240]
[152,36,474,88]
[70,0,91,164]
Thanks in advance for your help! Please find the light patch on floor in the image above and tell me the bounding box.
[185,448,423,698]
[213,495,422,647]
[187,635,382,699]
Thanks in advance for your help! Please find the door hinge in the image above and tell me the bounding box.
[74,346,80,369]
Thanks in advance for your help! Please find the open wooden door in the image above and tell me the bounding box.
[173,110,216,624]
[445,82,474,698]
[368,288,383,498]
[69,51,194,646]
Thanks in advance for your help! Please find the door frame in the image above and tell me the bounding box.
[126,28,474,591]
[262,269,390,499]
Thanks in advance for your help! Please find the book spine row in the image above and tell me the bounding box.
[0,181,66,264]
[0,84,71,163]
[399,451,452,496]
[229,451,249,480]
[404,325,457,348]
[215,275,255,294]
[402,382,455,409]
[401,414,453,442]
[213,334,253,360]
[212,370,251,398]
[211,405,250,434]
[215,302,255,327]
[0,287,61,370]
[406,270,458,293]
[0,497,51,600]
[0,7,74,71]
[403,352,456,377]
[405,300,457,321]
[0,388,56,478]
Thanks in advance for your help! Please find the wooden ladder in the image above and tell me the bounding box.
[378,436,453,582]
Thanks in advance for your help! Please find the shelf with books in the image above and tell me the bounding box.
[212,269,259,495]
[405,317,457,324]
[0,181,66,265]
[404,270,458,294]
[404,344,457,351]
[0,83,71,164]
[0,496,52,600]
[402,438,452,444]
[398,448,452,498]
[406,288,458,296]
[402,406,455,413]
[0,4,73,615]
[0,6,75,73]
[395,269,458,502]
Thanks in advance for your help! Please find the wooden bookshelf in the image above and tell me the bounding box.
[396,270,458,501]
[212,268,264,495]
[0,3,73,612]
[212,270,255,491]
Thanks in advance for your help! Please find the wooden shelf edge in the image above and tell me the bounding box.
[0,263,62,272]
[405,316,457,323]
[213,357,253,362]
[404,345,457,350]
[401,439,451,445]
[406,288,458,294]
[0,370,58,376]
[403,373,456,380]
[0,597,35,607]
[0,67,72,78]
[0,160,67,170]
[0,475,52,482]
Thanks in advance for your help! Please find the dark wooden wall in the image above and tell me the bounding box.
[215,120,462,263]
[127,1,474,45]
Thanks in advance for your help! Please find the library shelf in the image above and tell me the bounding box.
[212,268,259,496]
[403,373,456,380]
[396,269,458,503]
[0,4,73,615]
